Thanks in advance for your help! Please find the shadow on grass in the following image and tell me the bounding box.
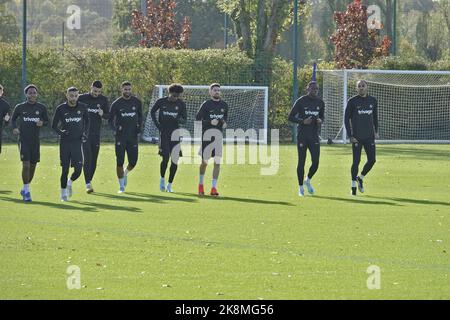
[92,191,197,204]
[0,195,96,211]
[71,200,142,213]
[366,195,450,207]
[0,190,12,195]
[313,195,401,206]
[175,192,295,206]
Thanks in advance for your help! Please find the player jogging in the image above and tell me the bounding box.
[11,84,49,202]
[344,80,379,196]
[150,83,187,193]
[78,80,109,193]
[109,81,143,193]
[0,84,11,155]
[288,81,325,197]
[196,83,228,196]
[52,87,90,201]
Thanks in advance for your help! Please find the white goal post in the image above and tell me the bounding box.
[321,69,450,144]
[142,85,269,144]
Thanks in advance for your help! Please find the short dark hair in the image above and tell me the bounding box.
[24,84,38,94]
[209,83,220,90]
[67,87,79,93]
[0,84,3,91]
[168,83,183,94]
[122,81,132,87]
[92,80,103,89]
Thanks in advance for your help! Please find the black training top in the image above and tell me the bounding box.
[344,95,379,140]
[11,102,49,143]
[0,97,11,131]
[196,99,228,132]
[150,97,187,133]
[288,95,325,138]
[78,93,109,137]
[108,96,143,139]
[52,102,90,142]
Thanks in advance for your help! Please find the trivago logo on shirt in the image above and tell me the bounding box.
[65,117,82,123]
[305,110,320,117]
[121,112,136,117]
[88,108,101,113]
[162,111,178,118]
[209,114,224,120]
[23,117,40,123]
[358,109,373,115]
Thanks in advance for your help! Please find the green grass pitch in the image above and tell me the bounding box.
[0,143,449,299]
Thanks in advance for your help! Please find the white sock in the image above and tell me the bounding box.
[199,174,204,185]
[352,181,357,188]
[119,178,125,188]
[305,177,310,183]
[67,179,73,187]
[86,182,91,188]
[160,177,165,185]
[24,184,30,192]
[167,182,172,190]
[212,179,217,188]
[124,168,129,176]
[61,188,67,196]
[359,175,365,180]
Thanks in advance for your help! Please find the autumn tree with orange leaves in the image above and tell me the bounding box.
[330,0,391,69]
[131,0,191,49]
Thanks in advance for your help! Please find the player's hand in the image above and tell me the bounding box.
[375,132,379,139]
[118,125,122,131]
[316,118,323,125]
[3,114,10,122]
[303,117,313,125]
[222,121,227,129]
[98,108,104,117]
[350,137,358,143]
[211,119,219,126]
[36,120,44,127]
[61,130,69,136]
[12,128,20,135]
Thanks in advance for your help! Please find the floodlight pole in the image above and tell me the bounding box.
[392,0,397,55]
[292,0,299,143]
[224,13,228,49]
[21,0,27,98]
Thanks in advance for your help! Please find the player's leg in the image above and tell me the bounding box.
[296,138,307,196]
[19,141,33,201]
[351,141,363,196]
[358,139,376,193]
[115,139,126,193]
[122,139,138,190]
[305,139,320,195]
[66,142,83,198]
[89,136,101,183]
[159,134,170,191]
[198,140,210,195]
[82,137,93,192]
[166,138,182,193]
[60,143,71,201]
[209,136,222,196]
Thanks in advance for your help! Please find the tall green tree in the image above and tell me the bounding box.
[0,0,19,43]
[112,0,140,47]
[218,0,303,84]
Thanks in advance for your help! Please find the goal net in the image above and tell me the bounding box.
[321,70,450,143]
[142,85,269,144]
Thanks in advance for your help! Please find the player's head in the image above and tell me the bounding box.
[168,83,183,100]
[307,81,319,98]
[24,84,38,103]
[121,81,132,99]
[209,83,221,100]
[91,80,103,98]
[356,80,368,97]
[66,87,79,105]
[0,84,4,97]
